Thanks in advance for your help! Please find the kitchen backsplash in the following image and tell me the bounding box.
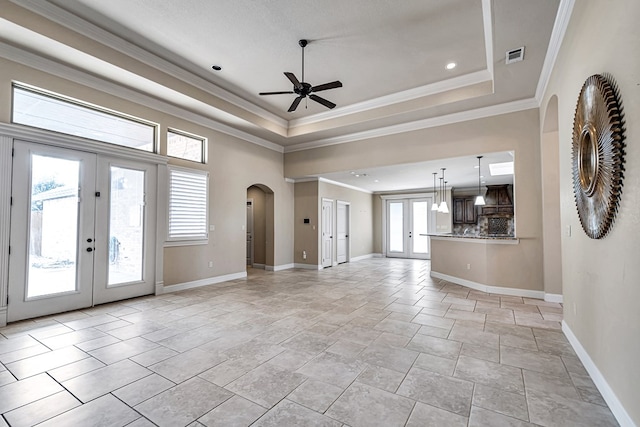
[452,215,514,236]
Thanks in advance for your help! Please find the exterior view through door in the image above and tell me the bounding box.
[7,141,157,322]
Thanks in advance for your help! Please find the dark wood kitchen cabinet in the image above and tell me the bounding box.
[453,197,477,224]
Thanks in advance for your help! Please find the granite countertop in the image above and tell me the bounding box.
[427,233,517,240]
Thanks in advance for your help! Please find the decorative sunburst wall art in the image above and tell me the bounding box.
[572,74,625,239]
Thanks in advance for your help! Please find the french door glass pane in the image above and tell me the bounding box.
[412,201,429,254]
[389,202,404,252]
[28,155,80,297]
[108,166,145,285]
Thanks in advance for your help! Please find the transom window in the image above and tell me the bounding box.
[12,84,156,152]
[167,129,206,163]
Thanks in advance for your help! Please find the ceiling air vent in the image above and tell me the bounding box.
[505,47,525,64]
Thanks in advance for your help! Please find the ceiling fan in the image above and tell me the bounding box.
[259,39,343,112]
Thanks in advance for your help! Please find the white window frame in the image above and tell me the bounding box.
[167,128,207,163]
[165,165,209,247]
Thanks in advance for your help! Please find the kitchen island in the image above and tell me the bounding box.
[428,233,548,300]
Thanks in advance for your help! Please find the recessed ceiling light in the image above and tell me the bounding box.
[211,65,222,71]
[374,179,379,183]
[446,62,456,70]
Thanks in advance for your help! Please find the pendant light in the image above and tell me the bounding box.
[431,172,439,211]
[442,180,450,213]
[475,156,486,206]
[439,168,449,213]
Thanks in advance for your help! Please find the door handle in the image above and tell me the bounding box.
[86,247,94,252]
[87,238,93,243]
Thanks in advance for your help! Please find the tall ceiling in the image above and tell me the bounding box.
[0,0,562,189]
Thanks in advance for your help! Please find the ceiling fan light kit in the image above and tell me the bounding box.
[259,39,343,112]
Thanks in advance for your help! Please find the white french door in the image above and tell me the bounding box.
[7,141,156,322]
[386,197,434,259]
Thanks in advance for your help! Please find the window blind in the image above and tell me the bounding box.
[168,167,208,240]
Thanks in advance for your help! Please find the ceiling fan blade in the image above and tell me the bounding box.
[288,96,304,112]
[309,94,336,109]
[284,72,302,90]
[259,91,295,95]
[311,81,343,92]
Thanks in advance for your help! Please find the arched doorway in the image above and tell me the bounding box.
[246,184,275,270]
[541,95,563,300]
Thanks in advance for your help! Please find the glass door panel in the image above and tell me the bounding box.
[411,200,429,256]
[27,155,81,297]
[388,201,405,254]
[108,166,145,286]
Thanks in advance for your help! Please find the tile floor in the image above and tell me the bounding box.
[0,258,618,426]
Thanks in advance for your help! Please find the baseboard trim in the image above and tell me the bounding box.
[351,253,383,262]
[430,271,545,299]
[544,293,563,304]
[0,307,6,327]
[562,321,635,427]
[294,263,323,270]
[162,272,247,294]
[155,281,164,295]
[252,263,266,270]
[270,263,295,272]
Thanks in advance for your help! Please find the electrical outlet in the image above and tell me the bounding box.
[208,261,213,268]
[566,225,572,237]
[302,250,307,260]
[466,263,471,270]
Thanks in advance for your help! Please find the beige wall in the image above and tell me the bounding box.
[318,181,375,260]
[293,181,319,266]
[0,57,294,287]
[294,180,375,266]
[287,109,544,291]
[540,0,640,423]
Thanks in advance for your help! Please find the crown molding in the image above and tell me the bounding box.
[535,0,576,104]
[10,0,288,131]
[0,42,284,153]
[287,70,492,130]
[482,0,495,80]
[284,97,539,153]
[290,177,372,194]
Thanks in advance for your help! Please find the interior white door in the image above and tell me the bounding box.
[8,141,157,322]
[336,201,349,264]
[321,199,333,268]
[92,157,156,305]
[246,199,254,266]
[8,142,96,322]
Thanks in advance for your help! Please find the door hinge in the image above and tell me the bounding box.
[11,148,14,157]
[7,246,10,255]
[10,197,12,206]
